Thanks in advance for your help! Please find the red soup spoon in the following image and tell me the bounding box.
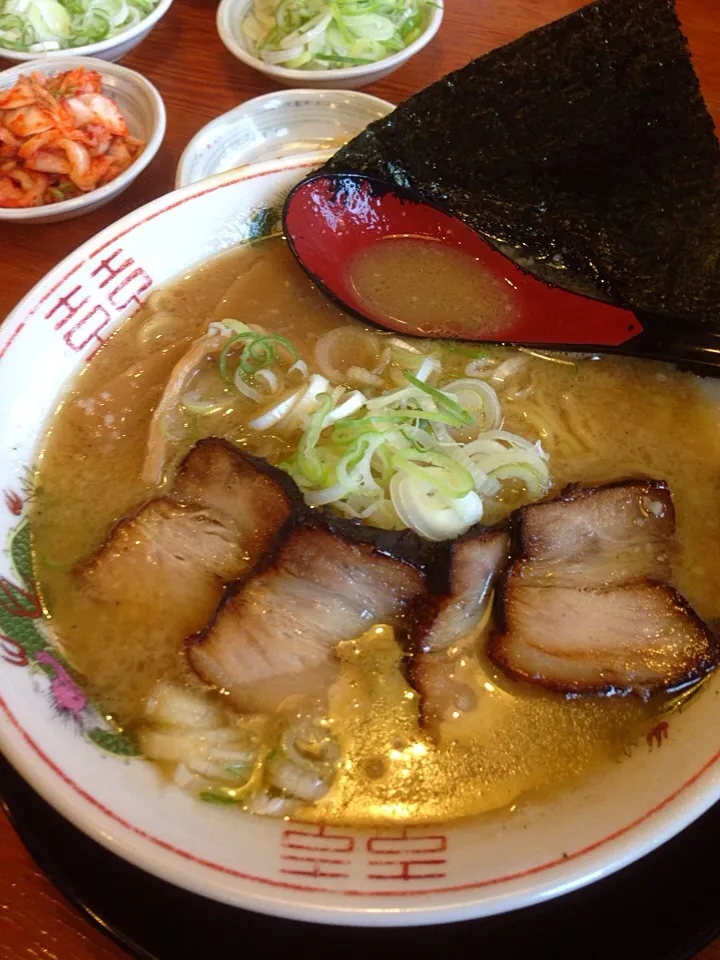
[283,173,720,376]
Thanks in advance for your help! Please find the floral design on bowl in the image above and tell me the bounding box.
[1,494,138,756]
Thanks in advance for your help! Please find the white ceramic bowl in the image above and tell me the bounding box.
[175,88,394,188]
[217,0,444,90]
[0,56,166,224]
[0,0,174,64]
[1,153,720,926]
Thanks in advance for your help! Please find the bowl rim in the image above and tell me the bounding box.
[174,87,395,188]
[216,0,444,81]
[2,152,720,926]
[0,55,166,221]
[0,0,174,61]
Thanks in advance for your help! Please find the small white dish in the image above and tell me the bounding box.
[0,56,166,224]
[216,0,444,90]
[0,0,174,64]
[175,88,394,189]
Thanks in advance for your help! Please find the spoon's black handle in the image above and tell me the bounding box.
[512,316,720,378]
[604,317,720,377]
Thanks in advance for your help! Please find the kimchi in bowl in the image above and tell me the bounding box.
[0,56,165,223]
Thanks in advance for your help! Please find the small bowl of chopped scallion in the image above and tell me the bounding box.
[217,0,444,89]
[0,0,174,62]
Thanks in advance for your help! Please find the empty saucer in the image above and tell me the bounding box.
[175,88,394,188]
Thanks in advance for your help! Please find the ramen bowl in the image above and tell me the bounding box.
[1,154,719,926]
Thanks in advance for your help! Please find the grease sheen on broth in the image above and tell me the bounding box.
[348,236,516,336]
[31,236,720,825]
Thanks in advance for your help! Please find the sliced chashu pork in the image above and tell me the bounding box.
[413,527,511,654]
[489,579,716,696]
[172,438,295,547]
[517,480,674,587]
[490,481,719,697]
[78,438,292,638]
[410,655,480,736]
[408,527,510,734]
[188,524,427,713]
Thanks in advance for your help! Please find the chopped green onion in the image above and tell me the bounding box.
[331,409,469,445]
[220,318,255,336]
[256,23,280,51]
[404,371,474,427]
[294,392,334,483]
[400,428,432,453]
[242,0,434,71]
[223,762,254,782]
[391,448,475,499]
[218,332,258,381]
[218,330,298,383]
[442,342,489,359]
[239,337,275,374]
[199,789,242,805]
[331,0,352,42]
[274,0,298,30]
[0,0,159,51]
[194,324,551,541]
[315,53,373,64]
[84,9,110,41]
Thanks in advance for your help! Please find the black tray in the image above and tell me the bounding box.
[1,751,718,960]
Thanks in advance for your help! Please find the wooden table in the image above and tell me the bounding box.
[1,0,720,956]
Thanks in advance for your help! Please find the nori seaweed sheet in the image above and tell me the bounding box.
[323,0,720,327]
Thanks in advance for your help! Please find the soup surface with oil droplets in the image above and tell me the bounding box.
[348,236,516,336]
[31,236,720,824]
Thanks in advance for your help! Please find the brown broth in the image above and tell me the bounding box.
[348,237,515,336]
[30,236,720,824]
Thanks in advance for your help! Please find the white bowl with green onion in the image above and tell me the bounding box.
[0,0,174,63]
[217,0,443,90]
